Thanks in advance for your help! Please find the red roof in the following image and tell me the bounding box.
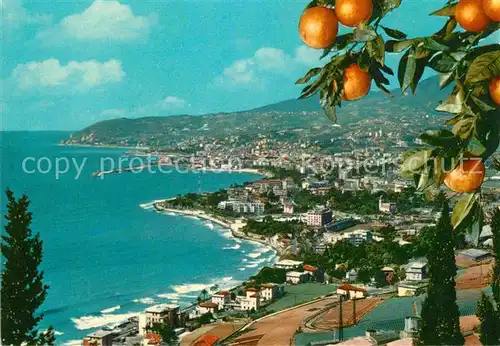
[337,284,367,293]
[200,302,218,308]
[246,287,258,292]
[250,294,258,298]
[261,284,275,289]
[194,334,220,346]
[303,264,318,272]
[144,333,162,345]
[214,291,230,296]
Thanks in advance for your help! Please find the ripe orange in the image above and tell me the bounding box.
[489,76,500,105]
[444,157,486,193]
[335,0,373,27]
[334,63,371,101]
[299,7,339,49]
[483,0,500,21]
[456,0,491,31]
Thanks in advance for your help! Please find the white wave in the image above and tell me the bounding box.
[42,329,63,336]
[223,244,241,250]
[205,222,215,230]
[234,238,242,243]
[101,305,120,314]
[133,297,156,304]
[186,216,199,220]
[241,250,246,253]
[64,340,82,346]
[166,212,177,216]
[245,263,259,268]
[239,268,246,271]
[139,202,155,209]
[72,312,138,330]
[247,252,263,259]
[242,258,248,262]
[171,283,212,294]
[221,276,233,282]
[157,293,179,300]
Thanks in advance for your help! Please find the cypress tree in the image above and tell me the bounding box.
[491,209,500,305]
[418,197,463,345]
[476,292,500,345]
[1,189,52,345]
[476,209,500,345]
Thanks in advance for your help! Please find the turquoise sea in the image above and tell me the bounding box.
[0,132,274,344]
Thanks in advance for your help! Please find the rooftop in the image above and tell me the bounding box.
[459,248,491,259]
[286,271,307,278]
[145,304,179,313]
[87,330,115,338]
[337,283,367,292]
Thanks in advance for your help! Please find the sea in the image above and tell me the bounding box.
[0,131,276,344]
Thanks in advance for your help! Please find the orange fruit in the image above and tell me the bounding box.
[444,157,485,193]
[299,7,339,49]
[334,63,371,101]
[335,0,373,27]
[489,76,500,105]
[456,0,491,31]
[483,0,500,21]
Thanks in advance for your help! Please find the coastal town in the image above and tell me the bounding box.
[80,139,500,346]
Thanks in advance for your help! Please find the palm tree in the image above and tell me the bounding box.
[210,284,220,292]
[199,288,209,301]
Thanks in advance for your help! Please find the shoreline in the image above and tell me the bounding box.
[152,203,285,257]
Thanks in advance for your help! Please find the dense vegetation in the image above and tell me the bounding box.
[242,217,304,236]
[249,267,288,285]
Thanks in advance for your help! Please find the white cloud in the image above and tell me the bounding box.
[160,96,188,110]
[215,45,323,88]
[1,0,51,28]
[12,59,125,91]
[37,0,157,42]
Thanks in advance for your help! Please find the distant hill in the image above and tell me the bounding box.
[64,75,451,148]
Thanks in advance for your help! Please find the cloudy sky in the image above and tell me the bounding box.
[2,0,451,130]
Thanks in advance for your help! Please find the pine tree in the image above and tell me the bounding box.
[476,292,500,345]
[418,197,463,345]
[1,189,52,345]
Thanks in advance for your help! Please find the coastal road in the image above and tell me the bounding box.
[231,297,337,346]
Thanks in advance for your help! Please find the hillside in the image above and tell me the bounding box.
[64,76,451,149]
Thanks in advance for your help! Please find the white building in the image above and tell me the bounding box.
[307,207,333,227]
[197,302,218,315]
[260,283,284,301]
[336,284,367,299]
[274,259,303,270]
[286,271,310,284]
[406,262,428,281]
[138,304,180,335]
[211,291,231,309]
[239,289,260,311]
[218,201,265,214]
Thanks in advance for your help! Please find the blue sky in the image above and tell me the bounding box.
[2,0,450,131]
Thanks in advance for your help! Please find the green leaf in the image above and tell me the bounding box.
[320,88,338,123]
[367,36,385,66]
[299,70,328,99]
[357,50,371,71]
[423,37,450,51]
[400,148,434,177]
[417,164,433,190]
[452,117,475,139]
[381,26,407,39]
[435,18,457,38]
[431,2,457,16]
[320,34,354,59]
[436,88,465,114]
[410,56,428,94]
[471,95,497,112]
[385,39,417,53]
[451,193,478,229]
[353,27,378,42]
[398,48,416,93]
[468,206,483,246]
[439,72,455,89]
[295,68,322,85]
[374,0,402,15]
[428,53,457,73]
[465,50,500,84]
[419,130,459,148]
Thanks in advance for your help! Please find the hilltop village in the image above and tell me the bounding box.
[81,138,500,346]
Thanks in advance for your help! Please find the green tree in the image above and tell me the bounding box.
[476,292,500,345]
[147,322,178,345]
[491,209,500,305]
[418,197,463,345]
[476,209,500,345]
[1,189,53,345]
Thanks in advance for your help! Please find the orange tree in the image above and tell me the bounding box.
[296,0,499,243]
